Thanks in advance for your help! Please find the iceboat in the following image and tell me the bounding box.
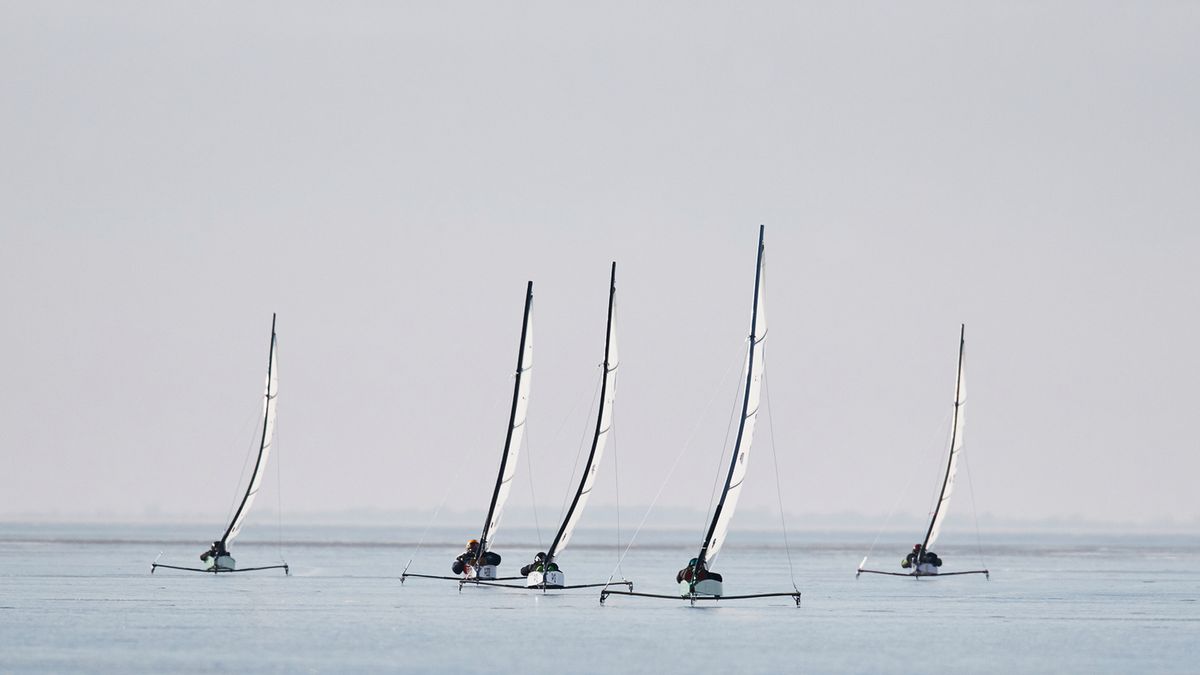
[518,263,631,593]
[151,314,288,575]
[856,325,988,580]
[402,284,533,586]
[601,227,800,606]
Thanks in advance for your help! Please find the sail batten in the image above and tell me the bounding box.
[922,324,966,551]
[222,313,279,547]
[697,226,767,567]
[547,263,619,560]
[478,283,534,553]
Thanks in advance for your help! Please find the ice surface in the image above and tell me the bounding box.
[1,524,1197,673]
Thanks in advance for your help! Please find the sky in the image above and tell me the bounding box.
[1,2,1197,537]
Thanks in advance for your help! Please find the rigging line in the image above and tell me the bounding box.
[700,341,750,541]
[276,426,284,560]
[862,471,910,568]
[763,363,798,591]
[401,476,459,575]
[543,356,597,449]
[274,343,283,561]
[601,340,745,592]
[275,415,284,561]
[525,424,543,550]
[558,373,603,525]
[961,445,987,569]
[864,417,945,565]
[402,373,512,574]
[224,399,264,530]
[923,410,955,522]
[861,408,950,565]
[610,376,623,578]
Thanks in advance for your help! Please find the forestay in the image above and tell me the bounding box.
[479,283,534,552]
[547,263,619,559]
[223,314,279,546]
[699,226,767,566]
[923,325,966,551]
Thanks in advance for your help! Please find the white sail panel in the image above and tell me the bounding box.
[704,254,767,564]
[925,350,965,549]
[550,320,618,557]
[484,313,533,547]
[225,332,278,545]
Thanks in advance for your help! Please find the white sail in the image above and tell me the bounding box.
[702,234,767,564]
[924,339,965,550]
[482,293,533,549]
[549,269,618,558]
[224,321,278,546]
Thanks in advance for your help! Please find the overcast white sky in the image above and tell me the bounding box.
[2,2,1197,536]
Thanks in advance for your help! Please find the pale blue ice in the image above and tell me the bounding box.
[1,524,1197,673]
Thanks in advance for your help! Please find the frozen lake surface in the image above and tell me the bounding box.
[2,524,1198,673]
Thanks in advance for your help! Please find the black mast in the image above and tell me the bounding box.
[696,225,765,568]
[547,262,617,560]
[222,313,277,546]
[478,282,534,556]
[921,323,966,552]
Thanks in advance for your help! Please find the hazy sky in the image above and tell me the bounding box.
[2,2,1197,536]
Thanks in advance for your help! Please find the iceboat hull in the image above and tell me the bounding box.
[681,578,723,597]
[525,570,565,588]
[203,555,236,572]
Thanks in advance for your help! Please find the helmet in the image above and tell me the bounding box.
[913,544,922,550]
[467,539,479,547]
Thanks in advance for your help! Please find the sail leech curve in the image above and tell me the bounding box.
[222,313,279,547]
[547,262,619,561]
[697,225,767,567]
[478,283,534,555]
